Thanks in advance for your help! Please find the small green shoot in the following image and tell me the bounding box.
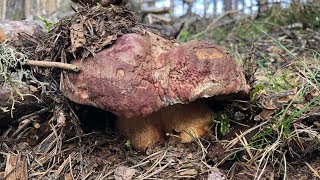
[38,16,56,32]
[247,19,295,57]
[178,29,190,43]
[125,139,132,149]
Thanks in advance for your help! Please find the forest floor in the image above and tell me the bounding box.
[0,4,319,180]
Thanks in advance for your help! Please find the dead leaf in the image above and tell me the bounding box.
[261,97,277,110]
[305,86,320,102]
[293,103,305,110]
[70,21,86,52]
[99,34,118,47]
[254,109,275,121]
[208,167,226,180]
[65,172,73,180]
[57,110,66,128]
[114,166,136,180]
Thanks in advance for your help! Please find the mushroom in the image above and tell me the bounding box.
[61,31,249,151]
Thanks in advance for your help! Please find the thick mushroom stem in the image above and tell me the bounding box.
[116,100,213,151]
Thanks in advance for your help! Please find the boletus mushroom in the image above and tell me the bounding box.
[61,30,249,151]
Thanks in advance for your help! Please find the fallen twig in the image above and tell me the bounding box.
[25,60,81,72]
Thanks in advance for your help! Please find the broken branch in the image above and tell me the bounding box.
[25,60,81,72]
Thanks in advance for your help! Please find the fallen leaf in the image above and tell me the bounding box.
[57,110,66,128]
[261,97,277,110]
[114,166,136,180]
[254,109,275,121]
[70,20,86,52]
[208,167,226,180]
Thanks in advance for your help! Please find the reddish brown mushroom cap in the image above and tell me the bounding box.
[61,31,249,118]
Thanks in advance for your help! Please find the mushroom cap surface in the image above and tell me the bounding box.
[61,31,249,118]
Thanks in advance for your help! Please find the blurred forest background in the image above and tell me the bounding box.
[1,0,319,42]
[1,0,318,20]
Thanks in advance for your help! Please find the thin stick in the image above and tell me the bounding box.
[25,60,81,72]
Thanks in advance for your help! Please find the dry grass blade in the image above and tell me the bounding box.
[305,162,320,178]
[225,120,270,150]
[139,150,168,178]
[235,133,254,160]
[255,126,283,180]
[140,160,173,180]
[53,153,74,177]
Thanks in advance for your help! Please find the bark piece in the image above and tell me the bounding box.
[4,154,28,180]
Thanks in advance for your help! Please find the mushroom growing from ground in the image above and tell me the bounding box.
[61,30,249,151]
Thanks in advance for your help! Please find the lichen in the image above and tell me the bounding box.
[0,42,38,115]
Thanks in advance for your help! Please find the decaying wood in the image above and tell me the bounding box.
[4,154,28,180]
[0,82,49,127]
[146,14,172,24]
[0,20,43,40]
